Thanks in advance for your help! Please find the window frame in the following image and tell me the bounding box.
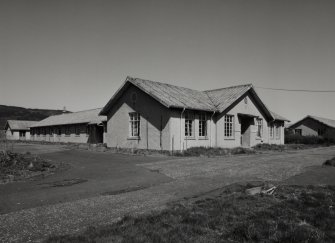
[75,126,81,136]
[198,112,208,138]
[275,125,281,139]
[184,111,195,138]
[129,112,141,138]
[269,124,274,138]
[65,126,71,136]
[256,118,263,138]
[224,115,235,139]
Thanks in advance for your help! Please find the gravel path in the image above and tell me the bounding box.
[1,146,335,242]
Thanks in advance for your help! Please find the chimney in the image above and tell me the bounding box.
[63,106,67,113]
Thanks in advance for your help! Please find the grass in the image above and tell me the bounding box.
[46,184,335,243]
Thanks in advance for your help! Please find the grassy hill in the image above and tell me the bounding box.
[0,105,70,129]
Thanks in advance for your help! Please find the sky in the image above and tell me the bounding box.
[1,0,334,122]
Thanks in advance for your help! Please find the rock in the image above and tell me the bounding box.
[246,186,262,195]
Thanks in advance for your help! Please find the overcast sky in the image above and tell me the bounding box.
[1,0,334,122]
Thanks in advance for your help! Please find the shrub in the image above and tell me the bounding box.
[323,157,335,167]
[285,134,331,145]
[180,146,255,157]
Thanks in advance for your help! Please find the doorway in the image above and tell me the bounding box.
[238,114,254,147]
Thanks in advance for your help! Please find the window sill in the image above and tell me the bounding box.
[224,137,235,140]
[75,135,80,137]
[128,136,140,140]
[185,137,195,140]
[65,135,70,137]
[198,137,208,140]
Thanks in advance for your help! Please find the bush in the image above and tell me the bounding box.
[323,157,335,167]
[179,146,255,157]
[285,134,333,145]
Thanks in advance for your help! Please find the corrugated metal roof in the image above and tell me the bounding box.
[31,108,106,127]
[5,120,37,130]
[289,115,335,129]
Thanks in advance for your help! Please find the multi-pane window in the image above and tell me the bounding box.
[65,126,70,136]
[57,128,61,136]
[269,125,274,138]
[224,115,234,138]
[49,128,53,136]
[317,128,325,136]
[129,113,140,137]
[75,126,81,136]
[42,128,46,136]
[199,113,207,137]
[295,129,302,135]
[257,118,263,137]
[185,112,194,137]
[275,125,280,139]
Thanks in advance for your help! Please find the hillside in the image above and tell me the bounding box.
[0,105,71,129]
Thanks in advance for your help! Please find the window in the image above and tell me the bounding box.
[86,126,89,136]
[37,128,40,136]
[256,118,263,137]
[75,126,81,136]
[57,127,62,136]
[199,113,207,137]
[269,125,274,138]
[295,129,302,135]
[275,125,280,139]
[318,128,325,136]
[42,128,46,136]
[129,113,140,137]
[65,126,70,136]
[49,128,53,136]
[185,111,194,137]
[224,115,234,138]
[19,131,26,137]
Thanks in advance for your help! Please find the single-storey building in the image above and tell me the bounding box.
[288,115,335,137]
[30,108,106,144]
[4,120,37,140]
[100,77,289,151]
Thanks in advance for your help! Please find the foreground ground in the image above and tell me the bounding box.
[48,184,335,243]
[0,144,335,242]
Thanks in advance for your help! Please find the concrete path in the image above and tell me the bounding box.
[1,146,335,242]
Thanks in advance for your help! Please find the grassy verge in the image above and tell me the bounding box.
[0,151,67,183]
[47,184,335,243]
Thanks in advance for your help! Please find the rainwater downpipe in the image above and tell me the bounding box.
[180,107,186,151]
[210,111,216,147]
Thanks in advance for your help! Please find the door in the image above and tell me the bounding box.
[239,115,253,147]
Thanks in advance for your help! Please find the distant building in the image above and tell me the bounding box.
[4,120,37,140]
[100,77,289,151]
[288,115,335,137]
[30,108,106,144]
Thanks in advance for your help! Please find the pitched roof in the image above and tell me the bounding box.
[31,108,106,128]
[100,77,286,121]
[5,120,37,130]
[270,111,290,122]
[289,115,335,129]
[204,84,252,112]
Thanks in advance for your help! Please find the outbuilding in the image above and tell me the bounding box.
[100,77,289,151]
[30,108,106,144]
[288,115,335,137]
[4,120,37,140]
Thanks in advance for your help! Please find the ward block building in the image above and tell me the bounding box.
[30,108,106,144]
[100,77,289,151]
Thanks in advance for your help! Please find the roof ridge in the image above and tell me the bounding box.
[204,83,253,93]
[128,76,203,93]
[309,115,335,122]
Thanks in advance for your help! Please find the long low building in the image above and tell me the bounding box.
[4,120,37,140]
[30,108,107,144]
[100,77,289,151]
